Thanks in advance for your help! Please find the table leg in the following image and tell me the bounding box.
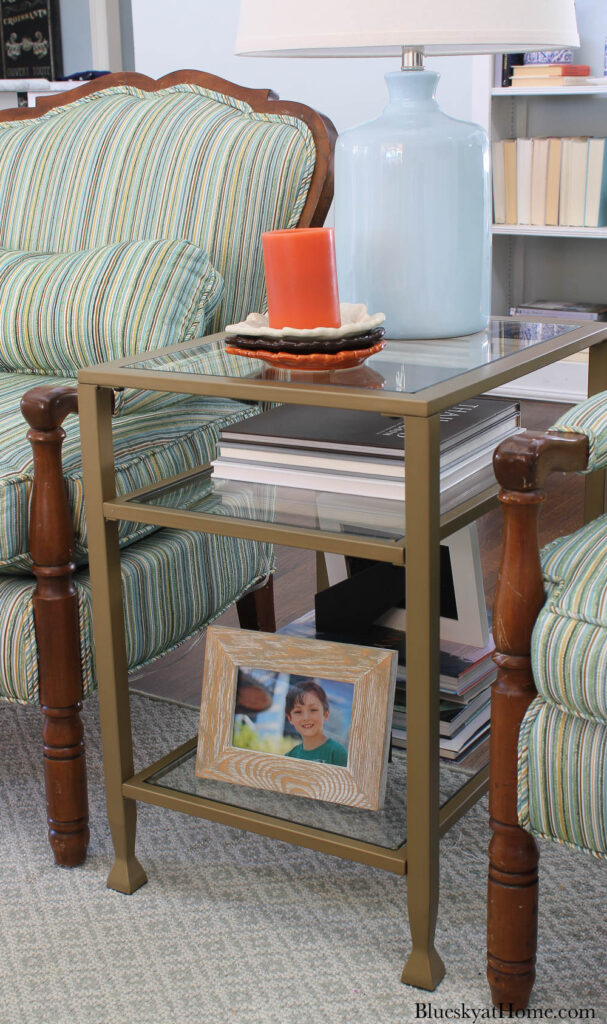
[400,413,445,990]
[79,383,147,895]
[584,340,607,522]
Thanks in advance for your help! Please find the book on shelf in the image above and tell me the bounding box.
[545,138,562,226]
[516,138,533,225]
[564,138,589,227]
[585,139,607,228]
[511,76,593,88]
[530,138,549,226]
[392,702,491,759]
[492,136,607,229]
[497,52,524,88]
[491,140,506,224]
[510,300,607,321]
[503,139,517,224]
[511,64,590,79]
[213,398,520,505]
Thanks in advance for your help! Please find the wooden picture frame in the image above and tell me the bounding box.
[196,627,397,810]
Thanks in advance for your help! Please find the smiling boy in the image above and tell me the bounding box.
[284,680,348,766]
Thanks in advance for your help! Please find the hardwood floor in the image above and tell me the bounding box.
[131,399,584,766]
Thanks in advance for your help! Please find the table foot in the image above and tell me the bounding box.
[106,856,147,895]
[401,948,445,991]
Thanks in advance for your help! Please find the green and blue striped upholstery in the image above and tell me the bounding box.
[518,512,607,858]
[0,525,272,705]
[531,515,607,720]
[551,390,607,471]
[518,700,607,860]
[0,83,316,334]
[0,80,316,705]
[0,371,261,572]
[0,240,223,375]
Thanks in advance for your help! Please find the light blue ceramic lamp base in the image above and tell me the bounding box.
[335,70,491,340]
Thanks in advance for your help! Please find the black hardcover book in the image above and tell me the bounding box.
[0,0,63,79]
[221,397,519,461]
[501,52,525,88]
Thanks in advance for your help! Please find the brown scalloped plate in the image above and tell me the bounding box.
[225,338,386,370]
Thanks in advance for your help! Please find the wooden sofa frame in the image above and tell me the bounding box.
[487,426,591,1009]
[6,70,336,868]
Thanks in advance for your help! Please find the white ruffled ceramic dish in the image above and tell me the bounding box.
[224,303,385,340]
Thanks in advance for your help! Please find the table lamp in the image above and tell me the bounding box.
[236,0,579,340]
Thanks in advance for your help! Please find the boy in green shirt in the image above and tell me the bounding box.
[285,680,348,766]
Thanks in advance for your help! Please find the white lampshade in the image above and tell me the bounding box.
[236,0,579,57]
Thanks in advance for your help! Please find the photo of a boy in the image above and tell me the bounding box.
[285,680,348,766]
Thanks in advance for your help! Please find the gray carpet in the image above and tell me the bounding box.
[1,695,605,1024]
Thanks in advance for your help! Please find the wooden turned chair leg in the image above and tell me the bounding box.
[487,489,544,1010]
[22,386,89,866]
[236,575,276,632]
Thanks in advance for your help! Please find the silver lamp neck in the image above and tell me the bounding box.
[401,47,425,71]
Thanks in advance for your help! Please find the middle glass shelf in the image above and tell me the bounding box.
[105,466,500,562]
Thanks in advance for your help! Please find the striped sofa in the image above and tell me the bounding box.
[0,71,334,865]
[487,392,607,1009]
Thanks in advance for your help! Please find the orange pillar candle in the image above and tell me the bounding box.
[262,227,341,330]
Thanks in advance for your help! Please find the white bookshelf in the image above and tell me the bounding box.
[493,224,607,239]
[490,82,607,402]
[492,84,607,98]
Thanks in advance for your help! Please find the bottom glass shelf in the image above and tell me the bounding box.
[147,743,479,851]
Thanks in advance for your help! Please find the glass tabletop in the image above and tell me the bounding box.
[124,319,578,397]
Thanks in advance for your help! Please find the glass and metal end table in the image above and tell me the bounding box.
[78,319,607,992]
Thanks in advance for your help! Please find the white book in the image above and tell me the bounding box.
[492,140,506,224]
[584,138,607,227]
[568,138,590,227]
[559,138,572,226]
[530,138,549,226]
[516,138,533,224]
[212,460,498,511]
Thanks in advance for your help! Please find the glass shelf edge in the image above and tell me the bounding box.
[104,497,406,563]
[122,775,408,873]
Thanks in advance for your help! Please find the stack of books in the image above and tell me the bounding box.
[280,611,495,763]
[510,63,590,88]
[391,632,496,761]
[510,299,607,322]
[212,398,521,514]
[492,136,607,229]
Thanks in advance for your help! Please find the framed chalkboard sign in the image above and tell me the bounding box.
[0,0,63,79]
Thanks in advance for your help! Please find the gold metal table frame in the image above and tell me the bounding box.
[78,319,607,992]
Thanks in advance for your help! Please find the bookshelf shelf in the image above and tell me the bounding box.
[493,224,607,239]
[492,84,607,98]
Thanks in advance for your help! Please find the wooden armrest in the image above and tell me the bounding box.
[493,429,589,492]
[21,383,78,432]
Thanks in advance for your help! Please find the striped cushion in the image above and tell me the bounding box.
[0,371,260,572]
[532,515,607,720]
[552,390,607,471]
[0,83,316,334]
[0,240,223,376]
[518,699,607,859]
[0,526,273,705]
